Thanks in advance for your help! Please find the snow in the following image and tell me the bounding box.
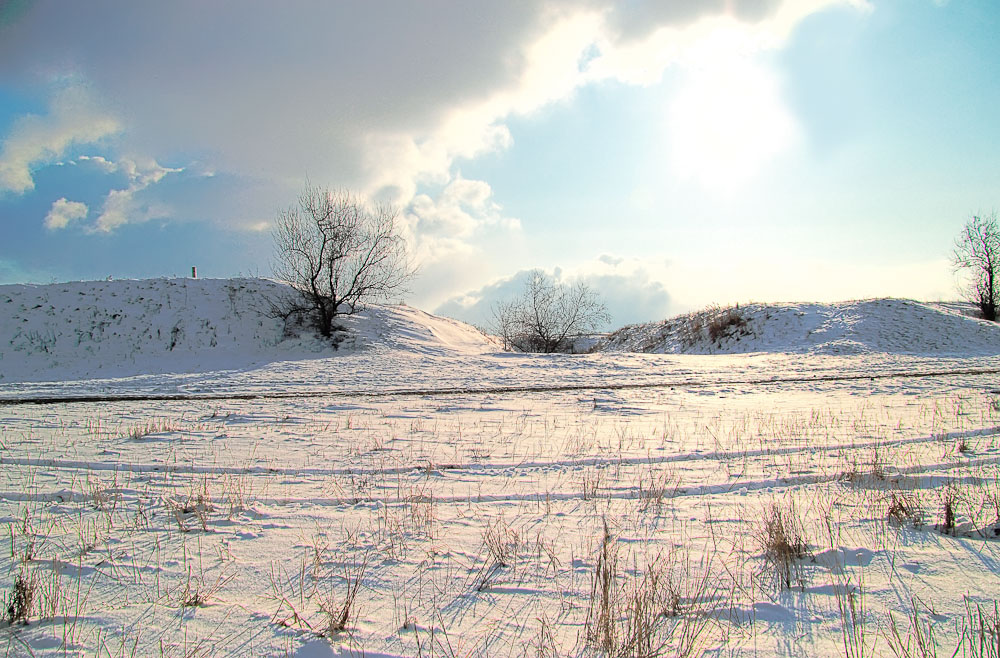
[0,277,495,384]
[2,278,1000,657]
[597,299,1000,356]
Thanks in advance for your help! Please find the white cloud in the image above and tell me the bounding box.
[75,155,116,172]
[435,256,673,329]
[44,198,88,230]
[361,1,869,204]
[0,2,866,209]
[92,158,182,233]
[0,85,119,195]
[402,176,520,262]
[0,1,872,297]
[44,155,185,233]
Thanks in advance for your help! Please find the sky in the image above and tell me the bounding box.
[1,0,998,329]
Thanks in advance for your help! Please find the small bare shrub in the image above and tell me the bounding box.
[407,491,436,538]
[3,569,38,625]
[756,500,811,589]
[582,468,605,501]
[706,306,749,344]
[176,557,233,609]
[165,487,214,533]
[843,446,887,486]
[585,522,714,657]
[886,490,924,528]
[678,305,751,348]
[266,559,316,632]
[637,470,676,514]
[533,614,560,658]
[318,550,371,635]
[491,270,609,353]
[587,523,618,653]
[475,516,520,591]
[126,419,177,440]
[940,486,959,535]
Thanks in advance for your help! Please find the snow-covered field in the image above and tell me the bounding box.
[3,278,1000,657]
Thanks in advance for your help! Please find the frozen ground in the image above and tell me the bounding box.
[2,279,1000,657]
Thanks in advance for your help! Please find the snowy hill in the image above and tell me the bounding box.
[595,299,1000,356]
[0,277,495,383]
[3,280,998,386]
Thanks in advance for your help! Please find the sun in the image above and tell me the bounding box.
[666,31,799,191]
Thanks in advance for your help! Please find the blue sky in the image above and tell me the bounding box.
[1,0,997,328]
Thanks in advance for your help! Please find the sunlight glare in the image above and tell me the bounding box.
[667,30,799,191]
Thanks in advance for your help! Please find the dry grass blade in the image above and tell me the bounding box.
[833,571,872,658]
[319,549,372,636]
[959,598,1000,658]
[885,598,938,658]
[474,515,520,592]
[757,500,811,590]
[585,520,716,658]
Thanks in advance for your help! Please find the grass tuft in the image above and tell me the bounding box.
[756,500,811,590]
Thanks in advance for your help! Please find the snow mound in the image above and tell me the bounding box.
[596,299,1000,356]
[0,278,495,383]
[374,304,499,355]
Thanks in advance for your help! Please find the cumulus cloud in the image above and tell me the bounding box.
[91,158,183,233]
[402,176,521,264]
[0,85,119,195]
[0,0,869,299]
[434,269,539,328]
[44,198,88,230]
[435,257,672,329]
[0,1,863,207]
[42,155,184,233]
[75,155,116,172]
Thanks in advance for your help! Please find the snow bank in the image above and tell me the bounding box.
[596,299,1000,356]
[3,279,996,386]
[0,278,494,383]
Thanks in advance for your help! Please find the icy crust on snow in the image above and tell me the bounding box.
[596,299,1000,356]
[0,277,496,383]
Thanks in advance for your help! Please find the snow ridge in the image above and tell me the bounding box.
[596,299,1000,356]
[3,280,998,386]
[0,278,496,384]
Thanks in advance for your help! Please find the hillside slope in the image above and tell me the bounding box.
[595,299,1000,356]
[0,278,495,383]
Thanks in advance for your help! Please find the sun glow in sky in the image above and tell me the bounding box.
[668,37,800,191]
[1,1,998,328]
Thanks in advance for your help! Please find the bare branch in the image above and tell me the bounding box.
[491,270,609,353]
[271,184,415,339]
[954,211,1000,321]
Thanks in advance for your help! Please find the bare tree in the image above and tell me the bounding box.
[953,211,1000,321]
[272,183,413,338]
[492,270,610,353]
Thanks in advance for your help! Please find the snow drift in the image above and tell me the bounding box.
[595,299,1000,356]
[0,277,495,383]
[3,280,998,386]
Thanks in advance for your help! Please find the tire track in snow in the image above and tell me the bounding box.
[4,426,997,479]
[1,366,999,406]
[8,450,996,507]
[4,427,998,506]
